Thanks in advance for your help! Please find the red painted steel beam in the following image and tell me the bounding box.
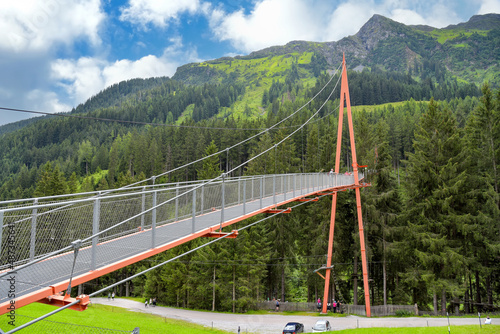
[265,208,292,214]
[0,185,343,315]
[37,294,90,312]
[203,230,239,238]
[322,54,371,317]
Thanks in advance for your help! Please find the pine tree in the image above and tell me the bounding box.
[197,140,222,180]
[400,99,469,311]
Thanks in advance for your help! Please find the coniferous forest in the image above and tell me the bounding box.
[0,14,499,315]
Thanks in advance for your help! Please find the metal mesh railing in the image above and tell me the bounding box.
[1,314,138,333]
[0,173,360,309]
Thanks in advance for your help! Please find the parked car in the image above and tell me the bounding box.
[312,319,331,332]
[283,322,304,333]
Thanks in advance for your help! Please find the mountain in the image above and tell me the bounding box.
[174,13,500,86]
[0,14,496,198]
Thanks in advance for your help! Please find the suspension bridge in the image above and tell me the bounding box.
[0,55,372,332]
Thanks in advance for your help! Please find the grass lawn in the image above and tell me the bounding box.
[0,303,232,334]
[1,303,498,334]
[334,325,500,334]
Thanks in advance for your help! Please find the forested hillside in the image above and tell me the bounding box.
[0,14,498,315]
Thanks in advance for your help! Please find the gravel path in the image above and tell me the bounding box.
[92,298,486,333]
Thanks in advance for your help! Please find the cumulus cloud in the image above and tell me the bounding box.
[207,0,487,50]
[478,0,500,14]
[209,0,324,53]
[324,1,376,41]
[50,38,199,106]
[0,0,104,53]
[26,89,72,114]
[120,0,200,28]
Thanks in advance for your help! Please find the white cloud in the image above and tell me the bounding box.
[390,9,427,25]
[207,0,486,51]
[26,89,71,114]
[478,0,500,14]
[209,0,323,53]
[0,0,105,53]
[120,0,200,28]
[325,1,376,41]
[50,38,199,107]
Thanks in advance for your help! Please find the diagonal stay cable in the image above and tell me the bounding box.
[0,62,341,247]
[5,188,338,334]
[0,63,342,280]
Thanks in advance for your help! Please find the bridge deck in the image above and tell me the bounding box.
[0,173,360,314]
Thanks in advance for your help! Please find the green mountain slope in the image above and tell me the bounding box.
[0,13,495,200]
[174,14,499,88]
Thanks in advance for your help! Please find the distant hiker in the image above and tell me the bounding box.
[329,169,334,176]
[145,299,148,308]
[111,292,115,300]
[150,298,152,306]
[108,292,110,300]
[332,300,337,313]
[317,298,321,310]
[275,299,280,311]
[485,316,492,324]
[153,297,157,307]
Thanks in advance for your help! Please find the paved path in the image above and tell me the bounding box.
[92,298,487,333]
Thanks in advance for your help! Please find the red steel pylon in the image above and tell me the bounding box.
[321,54,371,317]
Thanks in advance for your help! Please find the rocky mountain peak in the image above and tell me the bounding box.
[355,14,402,50]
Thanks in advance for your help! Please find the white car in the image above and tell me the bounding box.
[312,319,331,332]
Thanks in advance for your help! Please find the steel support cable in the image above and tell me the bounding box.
[234,71,341,172]
[5,188,336,334]
[116,61,342,190]
[0,64,342,280]
[0,62,341,237]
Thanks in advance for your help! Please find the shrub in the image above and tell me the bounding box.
[395,310,414,317]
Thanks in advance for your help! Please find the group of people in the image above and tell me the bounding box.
[317,298,342,313]
[329,169,352,177]
[145,297,157,308]
[107,292,115,300]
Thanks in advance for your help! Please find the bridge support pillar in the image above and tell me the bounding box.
[322,54,371,317]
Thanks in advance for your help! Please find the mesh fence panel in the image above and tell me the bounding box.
[0,173,359,310]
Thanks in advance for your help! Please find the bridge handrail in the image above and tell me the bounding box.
[0,173,349,213]
[0,172,362,282]
[0,174,265,209]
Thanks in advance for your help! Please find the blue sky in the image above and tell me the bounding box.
[0,0,499,126]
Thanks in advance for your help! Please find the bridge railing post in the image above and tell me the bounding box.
[293,174,296,198]
[201,183,204,215]
[259,177,263,208]
[91,192,101,271]
[243,178,246,215]
[220,173,225,231]
[151,177,157,249]
[175,183,179,221]
[283,175,286,201]
[0,210,4,256]
[273,175,276,205]
[238,178,241,205]
[30,198,38,261]
[192,188,196,234]
[251,176,254,201]
[141,187,146,231]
